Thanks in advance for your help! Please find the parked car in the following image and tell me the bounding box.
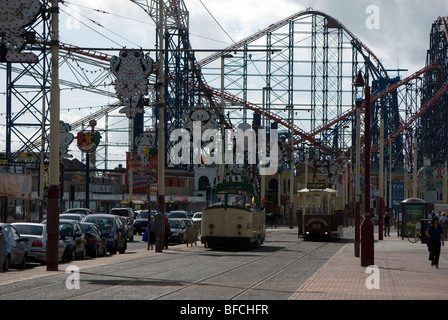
[119,216,134,242]
[110,207,135,221]
[168,210,188,219]
[80,222,107,258]
[192,212,202,223]
[65,208,92,215]
[11,222,65,264]
[168,218,187,244]
[58,219,87,261]
[59,213,86,222]
[133,210,157,235]
[0,223,28,271]
[181,218,194,227]
[82,214,127,254]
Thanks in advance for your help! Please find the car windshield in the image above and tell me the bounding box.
[80,224,91,233]
[13,224,43,236]
[67,209,87,214]
[137,211,149,219]
[111,209,130,217]
[60,214,82,221]
[169,220,183,229]
[83,217,114,230]
[59,222,74,237]
[169,211,187,218]
[193,213,201,218]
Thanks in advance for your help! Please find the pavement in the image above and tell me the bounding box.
[0,241,202,286]
[291,225,448,300]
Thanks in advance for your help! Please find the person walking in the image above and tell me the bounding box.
[147,216,155,250]
[164,214,170,249]
[426,216,445,268]
[384,212,391,237]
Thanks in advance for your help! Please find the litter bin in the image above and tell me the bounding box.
[420,219,432,244]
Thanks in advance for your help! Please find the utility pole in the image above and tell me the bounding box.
[47,0,60,271]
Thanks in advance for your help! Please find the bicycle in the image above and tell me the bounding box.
[407,229,422,243]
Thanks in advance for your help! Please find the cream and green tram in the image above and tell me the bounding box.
[201,182,266,250]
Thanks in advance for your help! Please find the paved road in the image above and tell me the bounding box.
[0,227,350,302]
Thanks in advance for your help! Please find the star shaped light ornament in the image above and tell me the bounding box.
[110,50,154,118]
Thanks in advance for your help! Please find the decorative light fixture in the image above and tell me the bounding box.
[0,0,41,62]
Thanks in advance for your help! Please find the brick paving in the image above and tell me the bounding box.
[291,227,448,300]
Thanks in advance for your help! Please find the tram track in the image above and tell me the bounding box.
[0,228,348,300]
[151,238,332,300]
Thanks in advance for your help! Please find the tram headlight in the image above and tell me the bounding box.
[237,224,242,230]
[209,224,214,229]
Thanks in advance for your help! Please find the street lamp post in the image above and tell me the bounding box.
[352,71,363,258]
[287,105,294,229]
[157,0,165,252]
[47,0,60,271]
[361,70,374,267]
[219,54,233,183]
[261,86,271,206]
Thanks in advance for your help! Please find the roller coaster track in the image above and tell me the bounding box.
[299,62,444,145]
[6,4,447,165]
[198,9,387,78]
[64,10,447,156]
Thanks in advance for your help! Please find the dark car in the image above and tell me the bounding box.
[168,218,187,244]
[82,214,127,255]
[80,222,107,258]
[59,213,87,222]
[59,219,87,261]
[168,210,188,219]
[110,208,135,221]
[119,216,134,242]
[0,223,28,271]
[133,210,157,235]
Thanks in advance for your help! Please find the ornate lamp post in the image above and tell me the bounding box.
[352,69,374,266]
[352,71,364,258]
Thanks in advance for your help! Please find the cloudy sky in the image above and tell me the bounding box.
[59,0,448,75]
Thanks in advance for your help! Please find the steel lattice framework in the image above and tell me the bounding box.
[416,16,448,167]
[2,1,448,191]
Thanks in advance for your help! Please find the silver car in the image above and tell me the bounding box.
[11,222,65,264]
[0,223,28,271]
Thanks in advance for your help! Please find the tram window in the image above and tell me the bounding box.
[228,194,244,207]
[209,194,225,207]
[305,194,329,215]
